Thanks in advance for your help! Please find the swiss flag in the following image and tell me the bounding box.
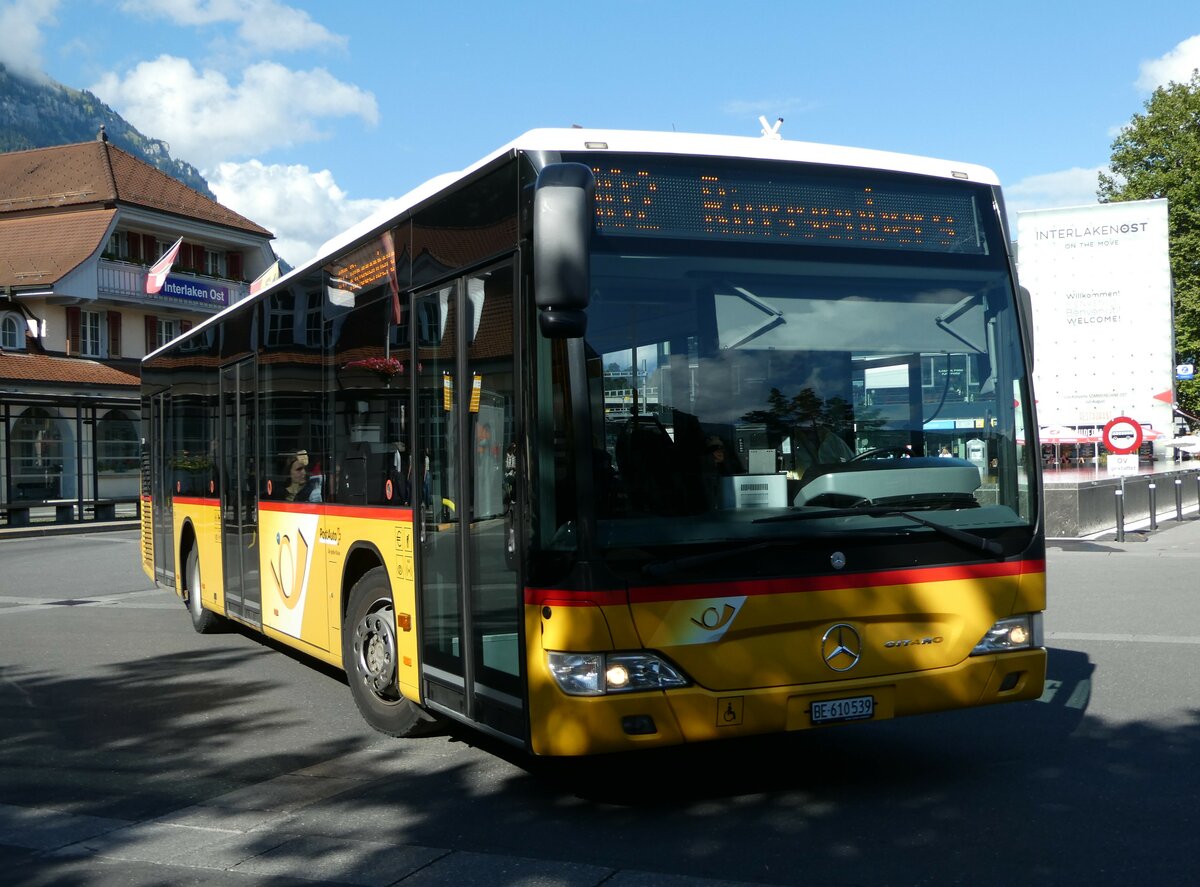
[145,237,183,294]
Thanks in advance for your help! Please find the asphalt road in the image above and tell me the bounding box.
[1,524,1198,886]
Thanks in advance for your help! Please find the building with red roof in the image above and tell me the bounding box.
[1,130,275,522]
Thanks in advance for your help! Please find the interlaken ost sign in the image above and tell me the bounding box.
[1016,199,1173,435]
[156,275,230,308]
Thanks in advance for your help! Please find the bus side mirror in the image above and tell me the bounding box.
[534,162,594,339]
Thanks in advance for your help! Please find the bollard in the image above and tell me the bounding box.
[1176,478,1184,521]
[1149,482,1157,531]
[1115,488,1125,542]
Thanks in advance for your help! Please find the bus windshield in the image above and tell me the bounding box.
[577,245,1036,565]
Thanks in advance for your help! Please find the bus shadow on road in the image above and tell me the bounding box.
[0,643,375,821]
[1037,645,1094,722]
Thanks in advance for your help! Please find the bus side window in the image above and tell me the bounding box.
[341,454,368,505]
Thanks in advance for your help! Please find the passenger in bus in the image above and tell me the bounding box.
[283,450,322,502]
[701,435,734,509]
[705,436,732,474]
[791,426,854,477]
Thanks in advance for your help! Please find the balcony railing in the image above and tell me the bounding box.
[97,259,249,312]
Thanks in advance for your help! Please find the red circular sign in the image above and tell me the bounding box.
[1103,416,1144,455]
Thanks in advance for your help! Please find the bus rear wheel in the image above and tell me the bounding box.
[184,546,220,634]
[343,567,438,737]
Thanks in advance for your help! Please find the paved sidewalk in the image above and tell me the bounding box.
[1057,504,1200,551]
[0,518,138,540]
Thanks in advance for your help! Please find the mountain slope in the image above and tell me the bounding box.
[0,63,215,199]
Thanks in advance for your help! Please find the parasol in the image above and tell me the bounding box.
[1037,426,1100,445]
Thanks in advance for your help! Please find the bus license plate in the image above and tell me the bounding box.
[811,695,874,725]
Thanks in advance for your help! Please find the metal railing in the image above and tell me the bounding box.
[97,259,249,310]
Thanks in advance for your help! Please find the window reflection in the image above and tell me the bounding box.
[580,251,1034,537]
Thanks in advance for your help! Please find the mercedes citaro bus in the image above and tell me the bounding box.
[141,128,1045,756]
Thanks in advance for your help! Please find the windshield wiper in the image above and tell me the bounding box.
[935,292,986,353]
[756,506,1004,558]
[724,284,786,349]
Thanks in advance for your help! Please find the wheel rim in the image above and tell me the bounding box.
[352,604,399,702]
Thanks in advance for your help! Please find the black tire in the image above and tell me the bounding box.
[184,546,220,634]
[343,567,439,737]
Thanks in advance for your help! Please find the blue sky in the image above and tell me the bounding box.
[3,0,1199,266]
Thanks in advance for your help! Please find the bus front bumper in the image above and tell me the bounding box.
[528,648,1046,756]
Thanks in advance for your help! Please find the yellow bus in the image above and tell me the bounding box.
[141,128,1046,756]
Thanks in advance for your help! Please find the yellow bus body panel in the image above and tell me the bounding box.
[169,499,421,703]
[527,560,1046,756]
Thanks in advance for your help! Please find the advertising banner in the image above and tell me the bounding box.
[1016,199,1172,436]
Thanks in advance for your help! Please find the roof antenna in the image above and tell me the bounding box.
[97,124,109,143]
[758,116,783,140]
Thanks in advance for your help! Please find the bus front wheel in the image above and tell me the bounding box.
[343,567,439,738]
[184,547,220,634]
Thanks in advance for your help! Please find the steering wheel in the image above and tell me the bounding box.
[849,446,912,462]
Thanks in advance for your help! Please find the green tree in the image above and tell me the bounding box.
[1098,70,1200,418]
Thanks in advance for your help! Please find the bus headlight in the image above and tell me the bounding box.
[970,614,1043,655]
[547,651,689,696]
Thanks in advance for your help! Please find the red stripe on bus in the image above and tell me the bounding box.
[526,589,630,607]
[526,559,1045,607]
[322,503,414,520]
[173,496,215,507]
[257,500,414,521]
[167,497,414,520]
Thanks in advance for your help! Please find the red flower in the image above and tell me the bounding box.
[343,357,404,376]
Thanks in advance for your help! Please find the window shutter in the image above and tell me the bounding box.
[180,320,192,334]
[227,252,243,280]
[143,234,156,261]
[107,311,122,358]
[126,232,140,261]
[145,315,157,353]
[66,307,81,356]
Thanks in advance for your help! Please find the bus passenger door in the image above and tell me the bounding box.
[219,358,262,627]
[416,262,524,741]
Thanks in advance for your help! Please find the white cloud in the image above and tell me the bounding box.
[1006,166,1103,215]
[0,0,59,79]
[209,160,402,268]
[119,0,346,52]
[1136,35,1200,91]
[91,56,378,169]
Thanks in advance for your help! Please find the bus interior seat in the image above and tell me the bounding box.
[615,415,702,514]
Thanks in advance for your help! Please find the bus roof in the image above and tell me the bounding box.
[317,127,1000,264]
[148,128,1001,362]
